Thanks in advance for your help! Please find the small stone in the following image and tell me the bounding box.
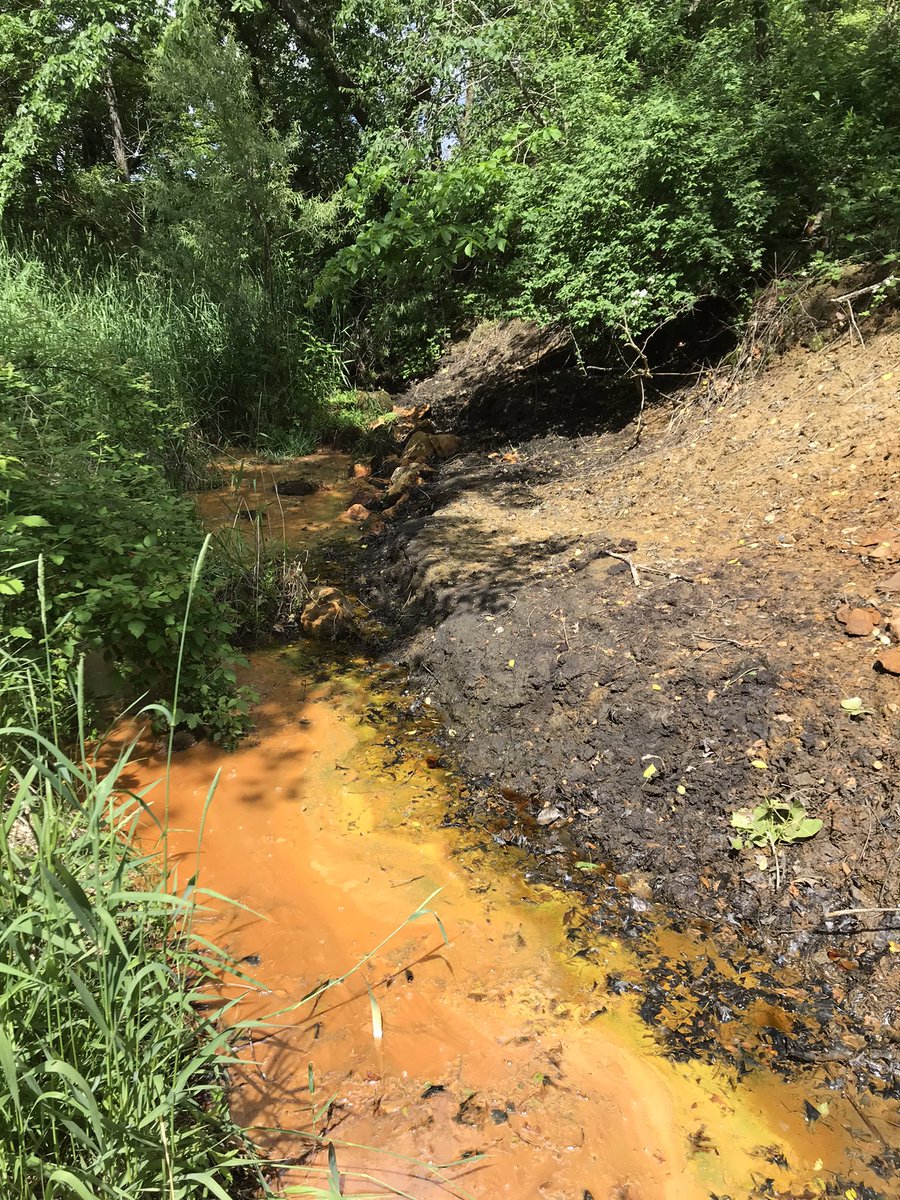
[536,805,564,825]
[876,647,900,675]
[880,571,900,592]
[352,463,371,478]
[843,607,879,636]
[300,586,357,638]
[345,503,370,522]
[859,526,899,547]
[431,433,462,458]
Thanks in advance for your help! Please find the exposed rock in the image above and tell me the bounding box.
[881,571,900,592]
[381,496,408,521]
[401,430,463,464]
[300,586,357,638]
[346,503,371,522]
[352,463,371,478]
[350,482,382,508]
[403,431,441,463]
[842,607,880,636]
[373,453,402,477]
[386,464,426,499]
[876,647,900,675]
[431,433,462,459]
[859,527,899,547]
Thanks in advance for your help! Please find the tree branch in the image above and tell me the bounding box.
[264,0,369,127]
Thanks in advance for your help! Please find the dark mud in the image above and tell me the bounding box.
[357,347,900,1098]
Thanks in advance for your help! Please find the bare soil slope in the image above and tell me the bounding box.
[363,314,900,1060]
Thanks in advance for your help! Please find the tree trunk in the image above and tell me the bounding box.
[103,70,130,183]
[751,0,770,62]
[264,0,369,128]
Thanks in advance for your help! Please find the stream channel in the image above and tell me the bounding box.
[125,452,897,1200]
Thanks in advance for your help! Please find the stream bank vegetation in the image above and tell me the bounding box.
[0,634,272,1198]
[3,0,899,740]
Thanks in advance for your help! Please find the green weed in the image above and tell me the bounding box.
[730,797,823,852]
[0,602,270,1197]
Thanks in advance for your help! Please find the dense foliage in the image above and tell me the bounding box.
[0,1,897,1193]
[1,0,898,729]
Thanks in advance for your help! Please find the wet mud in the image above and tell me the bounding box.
[119,455,900,1198]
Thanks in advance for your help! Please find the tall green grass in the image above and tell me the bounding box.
[0,574,271,1198]
[0,238,345,475]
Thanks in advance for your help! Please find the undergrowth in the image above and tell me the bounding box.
[0,612,271,1198]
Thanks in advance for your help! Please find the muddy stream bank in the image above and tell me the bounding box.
[127,454,898,1199]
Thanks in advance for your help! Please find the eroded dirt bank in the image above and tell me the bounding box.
[360,318,900,1086]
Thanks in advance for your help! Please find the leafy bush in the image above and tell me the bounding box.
[312,1,900,372]
[0,362,252,743]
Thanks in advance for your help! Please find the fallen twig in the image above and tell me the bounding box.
[823,905,900,919]
[829,275,896,305]
[600,550,640,586]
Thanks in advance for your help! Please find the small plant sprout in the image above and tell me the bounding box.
[729,797,823,853]
[840,696,874,719]
[730,797,822,889]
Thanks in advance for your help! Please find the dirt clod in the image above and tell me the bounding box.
[875,647,900,675]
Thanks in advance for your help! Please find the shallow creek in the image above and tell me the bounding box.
[125,454,895,1199]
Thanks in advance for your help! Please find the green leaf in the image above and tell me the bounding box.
[127,619,146,638]
[792,818,823,840]
[327,1142,341,1194]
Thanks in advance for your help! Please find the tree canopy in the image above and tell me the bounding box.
[1,0,898,736]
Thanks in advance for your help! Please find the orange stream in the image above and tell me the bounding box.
[122,455,894,1199]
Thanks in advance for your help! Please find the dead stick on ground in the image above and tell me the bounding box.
[598,550,695,585]
[600,550,641,586]
[823,905,900,918]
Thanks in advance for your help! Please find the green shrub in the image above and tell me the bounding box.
[0,364,252,744]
